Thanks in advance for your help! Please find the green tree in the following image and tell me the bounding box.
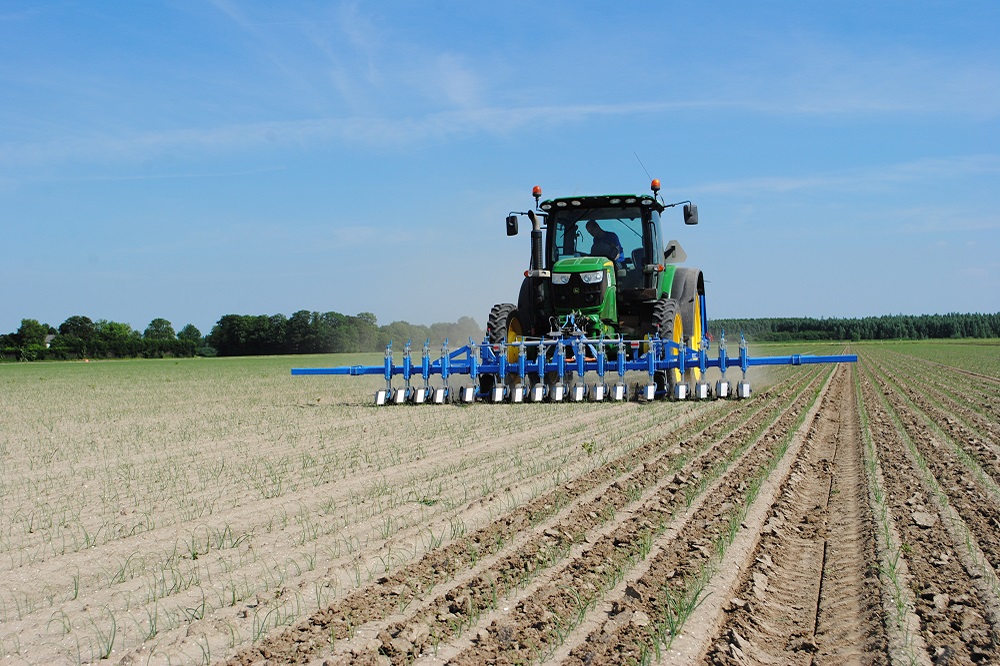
[59,315,96,340]
[16,319,49,347]
[95,320,141,357]
[285,310,315,353]
[55,315,96,357]
[177,324,202,344]
[144,318,176,340]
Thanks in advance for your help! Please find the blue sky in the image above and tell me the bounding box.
[2,1,998,336]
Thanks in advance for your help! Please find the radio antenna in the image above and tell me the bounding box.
[634,152,653,181]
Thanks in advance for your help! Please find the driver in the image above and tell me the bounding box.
[585,221,624,262]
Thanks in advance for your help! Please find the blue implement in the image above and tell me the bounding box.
[292,333,857,404]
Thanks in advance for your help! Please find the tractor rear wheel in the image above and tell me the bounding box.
[673,268,705,383]
[481,303,524,396]
[641,298,683,396]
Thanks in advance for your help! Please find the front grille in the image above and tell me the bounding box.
[551,273,607,310]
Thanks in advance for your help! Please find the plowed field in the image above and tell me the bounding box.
[1,342,997,665]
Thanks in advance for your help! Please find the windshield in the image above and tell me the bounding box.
[549,207,646,268]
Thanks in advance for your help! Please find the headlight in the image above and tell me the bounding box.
[551,273,570,285]
[580,270,604,284]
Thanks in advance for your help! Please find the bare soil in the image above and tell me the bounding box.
[1,346,997,665]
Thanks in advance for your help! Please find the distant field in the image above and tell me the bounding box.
[0,341,997,664]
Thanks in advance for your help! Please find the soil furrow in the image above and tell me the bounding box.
[422,369,827,665]
[554,368,833,665]
[309,372,820,664]
[222,372,816,665]
[878,348,1000,423]
[866,354,1000,486]
[704,365,887,665]
[867,365,1000,573]
[858,360,999,664]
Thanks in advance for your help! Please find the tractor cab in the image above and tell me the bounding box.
[543,196,664,291]
[506,181,698,338]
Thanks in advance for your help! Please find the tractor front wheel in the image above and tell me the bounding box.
[481,303,524,397]
[642,298,684,397]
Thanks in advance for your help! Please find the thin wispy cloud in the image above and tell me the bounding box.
[0,100,709,169]
[682,31,1000,118]
[693,155,1000,197]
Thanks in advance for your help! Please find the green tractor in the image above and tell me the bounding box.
[487,180,706,396]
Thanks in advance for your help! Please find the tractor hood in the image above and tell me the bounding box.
[552,256,613,273]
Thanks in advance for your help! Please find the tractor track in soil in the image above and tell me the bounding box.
[553,367,836,666]
[420,368,830,665]
[703,364,887,665]
[222,368,822,666]
[858,359,999,664]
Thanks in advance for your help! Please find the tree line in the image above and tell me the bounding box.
[709,312,1000,342]
[4,311,997,362]
[0,311,485,361]
[205,311,484,357]
[0,316,203,361]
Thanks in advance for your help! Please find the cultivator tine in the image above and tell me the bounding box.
[391,341,412,403]
[433,339,450,404]
[736,333,751,399]
[609,338,627,401]
[508,340,528,403]
[712,330,729,398]
[636,336,657,401]
[694,335,712,399]
[589,340,606,401]
[375,342,393,405]
[569,338,588,402]
[409,340,433,403]
[517,339,528,386]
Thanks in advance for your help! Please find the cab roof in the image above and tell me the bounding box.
[538,193,664,214]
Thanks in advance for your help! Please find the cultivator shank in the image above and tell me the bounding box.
[291,333,857,404]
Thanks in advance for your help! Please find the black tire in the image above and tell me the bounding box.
[481,303,522,396]
[671,268,705,383]
[639,298,683,396]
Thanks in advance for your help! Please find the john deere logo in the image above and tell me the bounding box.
[573,287,580,294]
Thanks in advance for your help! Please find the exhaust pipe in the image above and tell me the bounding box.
[527,209,544,271]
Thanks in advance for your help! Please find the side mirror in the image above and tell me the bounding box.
[506,215,519,236]
[683,203,698,225]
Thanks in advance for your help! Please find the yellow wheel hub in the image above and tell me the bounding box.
[505,315,523,365]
